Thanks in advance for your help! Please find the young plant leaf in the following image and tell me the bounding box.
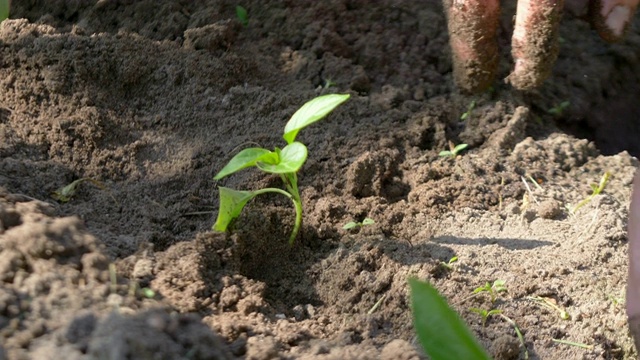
[214,148,272,180]
[256,142,307,174]
[283,94,350,144]
[0,0,8,22]
[213,187,260,232]
[409,278,491,360]
[361,218,375,226]
[343,221,358,230]
[236,5,248,27]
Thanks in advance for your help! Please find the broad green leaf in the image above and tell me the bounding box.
[236,5,248,27]
[362,218,375,226]
[214,148,271,180]
[0,0,8,22]
[409,278,491,360]
[283,94,350,144]
[213,187,259,231]
[342,222,358,230]
[454,143,469,153]
[257,142,307,174]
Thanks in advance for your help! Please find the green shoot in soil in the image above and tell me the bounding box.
[52,178,107,203]
[409,278,491,360]
[213,94,350,244]
[236,5,248,26]
[439,141,468,158]
[440,255,458,270]
[460,100,476,120]
[567,171,611,215]
[547,101,570,116]
[499,313,529,359]
[527,296,570,320]
[469,307,502,327]
[551,338,593,350]
[343,217,375,230]
[473,279,507,303]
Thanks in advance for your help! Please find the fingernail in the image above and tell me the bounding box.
[591,0,639,42]
[604,4,632,38]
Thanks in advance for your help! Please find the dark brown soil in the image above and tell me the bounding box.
[1,1,640,359]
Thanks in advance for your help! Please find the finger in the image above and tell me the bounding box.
[442,0,499,94]
[507,0,564,90]
[590,0,639,41]
[628,169,640,351]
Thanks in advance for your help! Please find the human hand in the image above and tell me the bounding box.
[442,0,639,93]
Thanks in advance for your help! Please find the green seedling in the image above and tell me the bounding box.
[52,178,107,203]
[440,255,458,270]
[409,278,491,360]
[551,338,593,350]
[343,217,375,230]
[469,307,502,327]
[323,78,337,89]
[439,141,468,158]
[527,296,570,320]
[547,101,570,116]
[473,279,507,303]
[460,100,476,120]
[567,171,611,215]
[499,313,528,359]
[367,293,387,315]
[236,5,248,26]
[213,94,350,244]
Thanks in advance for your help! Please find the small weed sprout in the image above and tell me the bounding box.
[567,171,611,215]
[343,217,375,230]
[460,100,476,120]
[527,296,570,320]
[547,101,570,116]
[236,5,248,26]
[52,178,107,203]
[213,94,350,244]
[469,307,502,327]
[551,338,593,350]
[473,279,507,303]
[498,313,528,358]
[439,141,468,158]
[456,279,507,305]
[440,256,458,270]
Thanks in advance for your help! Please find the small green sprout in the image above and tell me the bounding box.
[439,141,468,158]
[548,101,570,116]
[323,78,337,89]
[527,296,570,320]
[469,307,502,327]
[460,100,476,120]
[213,94,350,244]
[473,279,507,303]
[551,338,593,350]
[409,278,491,360]
[567,171,611,215]
[52,178,107,203]
[498,313,528,358]
[440,256,458,270]
[236,5,248,27]
[343,217,375,230]
[140,287,156,299]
